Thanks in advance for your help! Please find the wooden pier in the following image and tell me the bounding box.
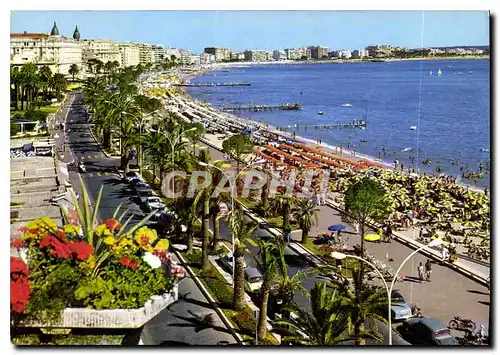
[280,120,367,131]
[174,82,251,87]
[219,103,301,111]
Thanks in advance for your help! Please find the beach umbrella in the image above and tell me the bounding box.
[463,221,478,228]
[364,234,381,242]
[328,224,346,232]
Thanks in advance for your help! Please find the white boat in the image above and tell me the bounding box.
[401,147,412,152]
[429,71,433,76]
[480,148,489,152]
[409,126,417,130]
[342,103,352,107]
[437,69,442,77]
[318,111,324,115]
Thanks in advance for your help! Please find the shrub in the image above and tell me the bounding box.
[24,109,48,123]
[10,122,20,136]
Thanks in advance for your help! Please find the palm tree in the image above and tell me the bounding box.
[338,269,388,346]
[141,130,171,187]
[222,133,254,175]
[173,198,198,254]
[293,198,319,244]
[20,63,38,110]
[10,66,21,110]
[49,73,68,100]
[269,190,296,232]
[184,122,205,155]
[255,240,279,341]
[68,64,80,82]
[272,242,317,321]
[274,282,354,345]
[227,205,258,311]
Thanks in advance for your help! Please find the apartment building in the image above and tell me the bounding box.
[352,49,369,58]
[81,39,121,69]
[10,22,83,76]
[204,47,231,62]
[309,46,329,59]
[243,50,269,62]
[200,52,216,64]
[136,43,154,64]
[366,45,394,58]
[118,42,140,68]
[272,50,287,61]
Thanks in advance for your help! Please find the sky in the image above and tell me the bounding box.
[10,11,490,53]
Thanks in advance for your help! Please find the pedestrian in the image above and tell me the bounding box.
[385,224,393,243]
[417,262,424,283]
[354,221,360,235]
[441,245,449,262]
[425,259,432,282]
[285,227,292,243]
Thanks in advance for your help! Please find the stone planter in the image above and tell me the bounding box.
[16,285,178,330]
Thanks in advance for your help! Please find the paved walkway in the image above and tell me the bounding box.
[305,202,490,329]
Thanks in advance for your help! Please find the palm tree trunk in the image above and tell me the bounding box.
[21,88,25,110]
[359,221,366,276]
[201,196,210,270]
[103,128,111,149]
[232,250,246,311]
[354,319,366,346]
[187,225,194,255]
[14,84,19,110]
[257,283,270,340]
[283,203,290,231]
[212,212,220,251]
[262,181,269,210]
[301,226,309,244]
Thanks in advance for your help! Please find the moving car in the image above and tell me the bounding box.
[390,291,413,321]
[219,253,246,272]
[244,268,263,293]
[399,317,459,345]
[143,196,165,212]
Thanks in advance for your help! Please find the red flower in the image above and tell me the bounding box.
[55,230,68,242]
[120,256,139,269]
[102,218,121,232]
[11,257,29,279]
[11,279,31,313]
[68,241,93,261]
[10,257,31,314]
[10,237,25,249]
[39,235,71,259]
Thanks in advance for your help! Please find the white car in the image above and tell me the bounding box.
[244,268,263,293]
[123,172,140,183]
[219,253,246,272]
[143,196,165,212]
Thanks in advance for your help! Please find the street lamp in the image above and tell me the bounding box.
[331,237,444,345]
[198,158,266,284]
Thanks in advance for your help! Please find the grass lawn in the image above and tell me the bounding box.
[181,250,279,345]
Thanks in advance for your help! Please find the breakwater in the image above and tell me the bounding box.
[219,103,301,111]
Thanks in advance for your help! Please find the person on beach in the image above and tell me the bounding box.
[425,259,432,282]
[417,262,424,283]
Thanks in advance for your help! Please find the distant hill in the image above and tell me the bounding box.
[410,45,489,51]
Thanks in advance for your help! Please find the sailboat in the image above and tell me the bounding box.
[429,70,433,76]
[437,69,443,77]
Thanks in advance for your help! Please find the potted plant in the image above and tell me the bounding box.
[10,182,184,335]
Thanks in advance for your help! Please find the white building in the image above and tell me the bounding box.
[352,49,369,58]
[200,52,216,64]
[164,48,182,62]
[118,43,140,68]
[136,43,154,64]
[230,52,245,61]
[10,22,83,76]
[243,50,269,62]
[81,39,121,68]
[335,49,352,59]
[272,50,287,61]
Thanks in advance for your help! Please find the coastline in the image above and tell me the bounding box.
[213,55,489,68]
[144,67,486,194]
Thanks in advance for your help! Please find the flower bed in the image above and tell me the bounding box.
[10,184,184,330]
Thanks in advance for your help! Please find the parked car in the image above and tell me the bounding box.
[244,268,263,293]
[123,171,139,183]
[390,291,413,321]
[143,196,165,212]
[130,178,148,189]
[399,317,459,345]
[219,253,246,273]
[136,187,155,204]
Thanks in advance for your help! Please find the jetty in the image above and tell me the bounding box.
[219,103,301,111]
[174,82,251,87]
[281,120,367,131]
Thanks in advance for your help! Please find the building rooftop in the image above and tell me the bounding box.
[11,32,49,39]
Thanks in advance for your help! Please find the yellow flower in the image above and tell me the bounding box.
[94,224,113,239]
[104,235,116,246]
[63,224,81,236]
[78,255,96,271]
[134,227,158,250]
[21,216,58,242]
[112,237,136,254]
[154,239,170,252]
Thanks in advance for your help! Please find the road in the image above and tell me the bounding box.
[63,93,238,345]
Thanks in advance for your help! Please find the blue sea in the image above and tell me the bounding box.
[188,60,490,188]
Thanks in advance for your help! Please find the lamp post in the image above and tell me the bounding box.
[198,158,267,284]
[331,237,444,345]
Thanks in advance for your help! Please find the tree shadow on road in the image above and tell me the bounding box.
[467,289,489,296]
[477,301,490,306]
[403,276,423,284]
[167,311,234,336]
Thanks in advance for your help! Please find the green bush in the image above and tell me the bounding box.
[10,122,20,136]
[24,109,48,122]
